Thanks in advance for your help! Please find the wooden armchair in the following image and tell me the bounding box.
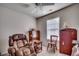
[47,35,58,53]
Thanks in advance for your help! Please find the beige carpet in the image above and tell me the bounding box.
[1,46,68,56]
[37,46,68,56]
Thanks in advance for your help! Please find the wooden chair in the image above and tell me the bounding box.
[47,35,58,53]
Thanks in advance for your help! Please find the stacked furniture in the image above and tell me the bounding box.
[29,29,42,53]
[60,28,77,55]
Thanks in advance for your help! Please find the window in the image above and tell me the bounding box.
[47,17,60,40]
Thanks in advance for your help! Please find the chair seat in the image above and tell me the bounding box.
[19,47,31,56]
[48,42,55,44]
[33,40,41,43]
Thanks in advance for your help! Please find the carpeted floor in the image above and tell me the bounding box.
[1,46,68,56]
[37,46,67,56]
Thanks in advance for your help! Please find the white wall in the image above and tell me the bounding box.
[0,6,36,54]
[37,4,79,46]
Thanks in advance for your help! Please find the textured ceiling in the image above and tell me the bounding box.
[0,3,72,18]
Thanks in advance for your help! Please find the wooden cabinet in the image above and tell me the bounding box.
[60,28,77,55]
[28,29,40,42]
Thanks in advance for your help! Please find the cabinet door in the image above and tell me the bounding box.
[60,31,72,55]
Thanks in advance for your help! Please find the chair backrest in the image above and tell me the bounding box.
[50,35,58,43]
[9,34,28,48]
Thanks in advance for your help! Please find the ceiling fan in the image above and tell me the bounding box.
[21,3,55,8]
[35,3,55,6]
[21,3,55,15]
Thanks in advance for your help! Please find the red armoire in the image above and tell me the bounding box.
[60,28,77,55]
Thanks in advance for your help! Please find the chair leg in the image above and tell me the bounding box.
[53,46,55,53]
[47,43,49,51]
[41,42,42,50]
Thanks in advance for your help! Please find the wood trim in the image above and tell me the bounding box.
[36,3,76,20]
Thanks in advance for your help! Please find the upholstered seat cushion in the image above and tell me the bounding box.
[20,47,31,56]
[33,40,41,43]
[17,40,24,48]
[8,47,16,56]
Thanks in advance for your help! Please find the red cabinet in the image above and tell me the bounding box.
[60,28,77,55]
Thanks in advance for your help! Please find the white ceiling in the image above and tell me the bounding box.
[0,3,72,18]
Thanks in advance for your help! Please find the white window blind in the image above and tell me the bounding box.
[47,17,60,40]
